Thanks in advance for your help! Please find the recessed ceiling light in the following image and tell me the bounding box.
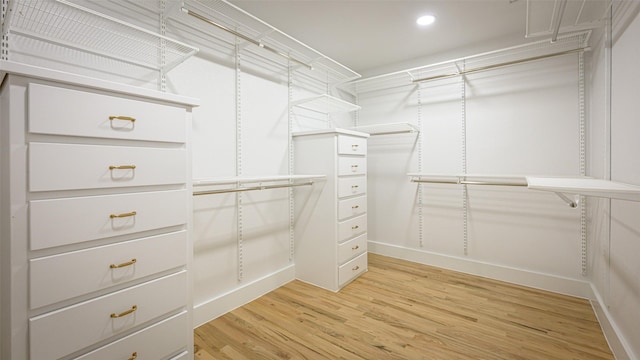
[416,15,436,26]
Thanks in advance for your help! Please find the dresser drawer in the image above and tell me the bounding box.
[74,312,188,360]
[29,142,186,192]
[338,157,367,176]
[337,176,366,198]
[30,231,187,309]
[29,83,186,143]
[338,234,367,265]
[338,253,367,287]
[338,195,367,221]
[30,190,187,250]
[338,215,367,243]
[29,271,187,360]
[337,135,367,156]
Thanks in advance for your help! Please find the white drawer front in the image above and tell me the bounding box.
[337,135,367,156]
[30,231,187,309]
[30,271,187,360]
[338,234,367,265]
[338,195,367,221]
[338,253,367,287]
[30,190,187,250]
[338,157,367,176]
[74,312,188,360]
[29,142,186,192]
[29,83,186,143]
[337,176,367,198]
[338,215,367,243]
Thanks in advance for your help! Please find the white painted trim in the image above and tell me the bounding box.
[591,284,637,360]
[368,241,595,299]
[192,264,295,328]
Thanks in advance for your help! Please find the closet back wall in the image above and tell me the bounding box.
[359,54,586,293]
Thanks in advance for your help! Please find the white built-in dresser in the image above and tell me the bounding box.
[293,129,369,291]
[0,62,198,360]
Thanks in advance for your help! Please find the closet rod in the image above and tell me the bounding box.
[412,47,587,83]
[193,181,314,196]
[411,179,527,187]
[182,7,313,70]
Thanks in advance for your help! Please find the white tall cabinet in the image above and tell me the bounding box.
[0,62,198,360]
[293,129,369,292]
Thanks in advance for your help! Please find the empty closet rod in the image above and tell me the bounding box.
[411,179,527,187]
[182,7,313,70]
[193,181,314,196]
[412,47,587,83]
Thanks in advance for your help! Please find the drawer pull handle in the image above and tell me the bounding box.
[353,265,360,271]
[128,352,138,360]
[351,165,358,168]
[351,185,359,189]
[110,211,137,219]
[109,115,136,122]
[352,144,359,150]
[352,205,359,209]
[352,245,360,250]
[109,164,136,170]
[352,225,359,230]
[110,305,137,318]
[110,258,137,269]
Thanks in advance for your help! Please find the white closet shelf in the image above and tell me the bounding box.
[351,122,419,136]
[290,95,360,114]
[193,175,326,187]
[527,177,640,202]
[6,0,198,72]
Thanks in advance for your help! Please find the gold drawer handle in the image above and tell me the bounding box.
[110,258,137,269]
[351,144,359,149]
[352,225,359,230]
[352,205,359,209]
[110,211,137,219]
[351,165,358,168]
[109,115,136,122]
[352,265,360,271]
[351,185,359,189]
[110,305,137,318]
[352,245,360,250]
[128,352,138,360]
[109,165,136,170]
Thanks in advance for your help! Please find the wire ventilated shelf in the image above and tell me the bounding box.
[6,0,198,71]
[290,94,360,114]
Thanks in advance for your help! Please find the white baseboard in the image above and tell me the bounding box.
[368,241,595,299]
[193,264,295,328]
[591,284,637,360]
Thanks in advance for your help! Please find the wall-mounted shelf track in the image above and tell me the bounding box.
[4,0,198,71]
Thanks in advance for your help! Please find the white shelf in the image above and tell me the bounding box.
[527,177,640,202]
[352,122,419,136]
[292,128,369,138]
[290,95,360,114]
[6,0,198,72]
[193,174,326,187]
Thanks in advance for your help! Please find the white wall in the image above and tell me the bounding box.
[588,7,640,359]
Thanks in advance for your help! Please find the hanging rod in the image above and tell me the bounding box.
[193,181,314,196]
[412,47,588,83]
[182,7,313,70]
[411,179,528,187]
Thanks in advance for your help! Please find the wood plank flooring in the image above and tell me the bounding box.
[194,254,613,359]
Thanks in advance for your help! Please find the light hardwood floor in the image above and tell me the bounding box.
[194,253,613,359]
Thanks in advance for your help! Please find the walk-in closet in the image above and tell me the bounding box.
[1,0,639,359]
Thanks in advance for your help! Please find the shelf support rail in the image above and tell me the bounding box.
[553,191,579,208]
[193,181,315,196]
[182,7,313,70]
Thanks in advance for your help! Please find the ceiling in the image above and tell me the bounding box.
[228,0,533,76]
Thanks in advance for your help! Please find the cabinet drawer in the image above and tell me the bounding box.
[337,135,367,156]
[30,190,187,250]
[338,195,367,221]
[74,312,188,360]
[29,271,187,360]
[338,234,367,265]
[338,157,367,176]
[29,83,186,143]
[338,215,367,243]
[338,176,366,198]
[29,142,186,192]
[30,231,187,309]
[338,253,367,287]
